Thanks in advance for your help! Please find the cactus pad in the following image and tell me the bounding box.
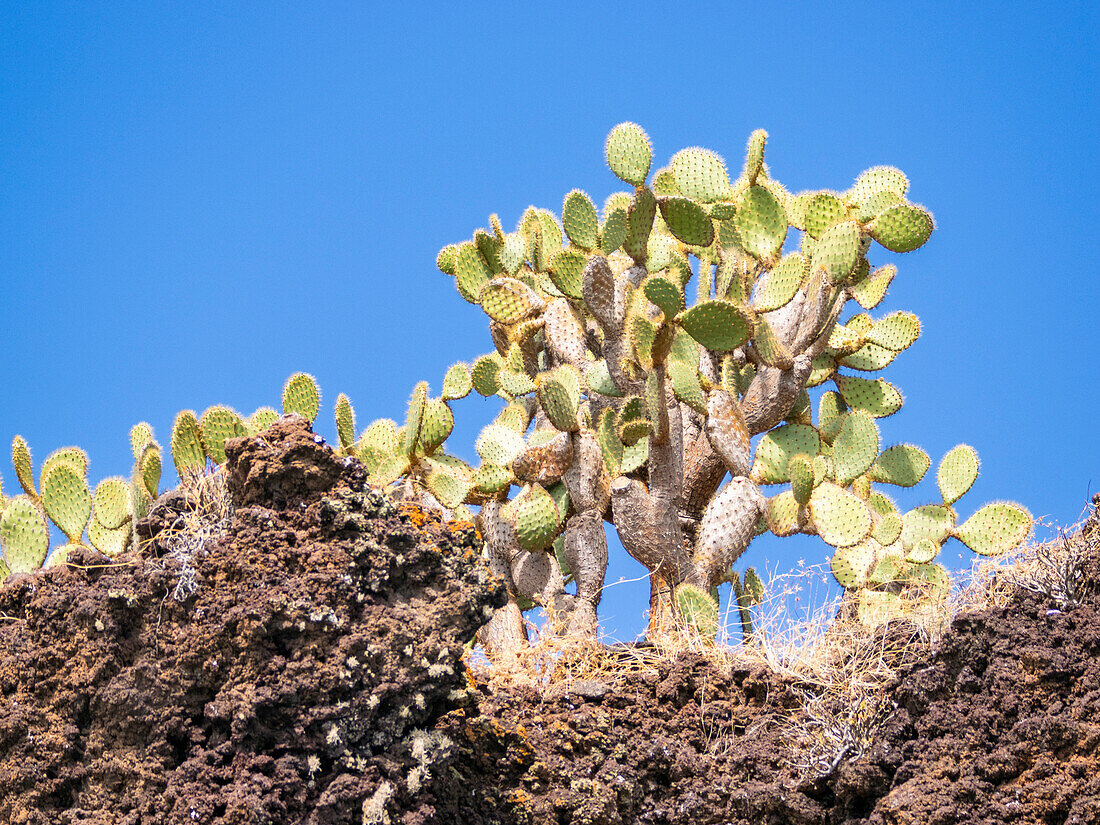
[455,242,492,303]
[547,249,586,300]
[831,541,876,588]
[803,192,847,238]
[537,366,581,432]
[954,502,1032,556]
[751,424,820,484]
[93,477,131,531]
[849,264,897,310]
[869,443,930,486]
[199,407,246,464]
[670,147,732,203]
[734,185,787,261]
[282,373,321,422]
[753,253,805,312]
[937,444,980,505]
[813,220,861,282]
[677,300,754,352]
[0,496,49,572]
[808,482,872,547]
[867,311,921,351]
[605,122,652,186]
[900,505,955,550]
[873,511,903,546]
[402,382,428,456]
[658,196,715,247]
[335,394,356,451]
[41,463,92,542]
[869,203,934,253]
[831,411,880,486]
[170,411,206,477]
[129,423,154,460]
[476,424,527,467]
[834,374,903,417]
[479,277,543,324]
[509,484,562,552]
[675,583,719,638]
[12,436,36,498]
[562,189,599,250]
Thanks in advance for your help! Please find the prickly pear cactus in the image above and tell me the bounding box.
[358,122,1032,648]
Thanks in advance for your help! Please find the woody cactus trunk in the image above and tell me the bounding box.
[351,123,1031,656]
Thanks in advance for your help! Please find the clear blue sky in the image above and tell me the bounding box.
[2,2,1097,641]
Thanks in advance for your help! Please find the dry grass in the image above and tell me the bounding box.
[142,466,235,600]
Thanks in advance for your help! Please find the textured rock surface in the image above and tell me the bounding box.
[0,417,503,824]
[1,417,1097,823]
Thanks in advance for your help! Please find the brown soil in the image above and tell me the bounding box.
[1,417,1097,824]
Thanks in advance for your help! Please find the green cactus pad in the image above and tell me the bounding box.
[937,444,980,505]
[873,511,903,546]
[436,244,458,275]
[849,264,897,310]
[900,505,955,550]
[605,122,652,186]
[40,448,90,488]
[850,166,909,203]
[954,502,1032,556]
[808,482,873,548]
[816,391,847,444]
[479,277,543,324]
[92,477,131,530]
[618,417,652,447]
[509,484,562,552]
[750,314,794,369]
[335,394,356,451]
[869,444,930,486]
[360,418,399,455]
[734,185,787,262]
[813,220,861,282]
[537,366,582,432]
[546,249,587,300]
[907,537,940,564]
[658,196,715,247]
[596,408,624,477]
[475,229,502,273]
[869,203,934,253]
[496,231,526,275]
[911,561,950,600]
[425,470,471,510]
[751,424,821,484]
[743,129,767,184]
[624,185,657,264]
[88,517,130,556]
[670,147,732,203]
[495,401,530,433]
[642,275,684,320]
[753,253,805,312]
[652,167,680,197]
[402,382,428,456]
[471,354,504,397]
[676,300,754,352]
[856,190,903,223]
[41,463,92,542]
[0,496,49,572]
[454,241,492,303]
[765,489,802,536]
[199,407,246,464]
[599,207,629,254]
[869,490,900,519]
[475,424,527,467]
[129,423,154,461]
[497,367,534,397]
[669,358,706,414]
[248,407,280,434]
[438,362,472,401]
[472,463,513,496]
[831,411,880,486]
[803,192,847,238]
[867,312,921,351]
[170,411,206,477]
[371,454,411,487]
[586,360,621,398]
[562,189,599,250]
[788,454,815,506]
[839,343,898,372]
[834,375,903,418]
[12,436,36,498]
[831,541,876,588]
[418,398,454,454]
[675,582,719,638]
[282,373,321,423]
[138,444,162,500]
